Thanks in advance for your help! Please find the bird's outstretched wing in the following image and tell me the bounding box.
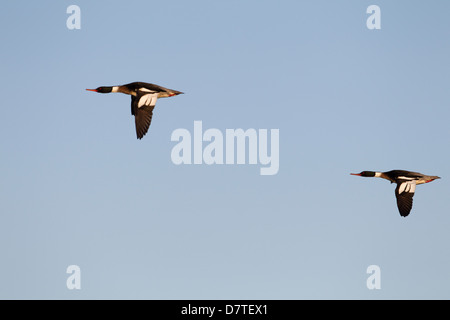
[395,180,416,217]
[131,91,158,139]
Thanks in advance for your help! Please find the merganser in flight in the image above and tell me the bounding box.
[86,82,183,139]
[350,170,440,217]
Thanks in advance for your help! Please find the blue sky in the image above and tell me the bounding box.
[1,0,449,299]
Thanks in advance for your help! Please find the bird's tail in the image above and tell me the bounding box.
[171,90,184,96]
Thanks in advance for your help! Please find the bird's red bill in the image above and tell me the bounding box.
[350,173,361,176]
[86,89,97,92]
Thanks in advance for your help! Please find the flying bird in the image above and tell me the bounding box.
[350,170,440,217]
[86,82,183,139]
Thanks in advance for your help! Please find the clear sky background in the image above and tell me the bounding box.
[1,0,449,299]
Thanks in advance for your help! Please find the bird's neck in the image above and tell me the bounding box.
[114,85,137,96]
[377,172,396,183]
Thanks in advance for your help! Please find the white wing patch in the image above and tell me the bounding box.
[139,88,154,93]
[138,93,158,108]
[397,176,415,181]
[398,181,416,194]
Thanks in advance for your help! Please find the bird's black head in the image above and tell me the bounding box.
[86,86,113,93]
[350,171,376,177]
